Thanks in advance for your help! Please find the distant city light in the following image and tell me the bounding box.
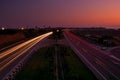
[21,27,24,30]
[57,30,59,32]
[1,27,5,30]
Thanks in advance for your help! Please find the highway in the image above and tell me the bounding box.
[64,30,120,80]
[0,32,53,80]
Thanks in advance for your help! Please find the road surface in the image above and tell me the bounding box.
[64,30,120,80]
[0,32,53,80]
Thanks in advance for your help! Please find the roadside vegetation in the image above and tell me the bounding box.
[0,28,51,49]
[0,31,25,49]
[59,45,97,80]
[15,47,56,80]
[15,45,97,80]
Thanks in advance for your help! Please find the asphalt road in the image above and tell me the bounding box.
[0,32,53,80]
[64,30,120,80]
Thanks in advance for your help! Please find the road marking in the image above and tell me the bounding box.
[95,58,106,66]
[0,32,53,59]
[0,32,53,72]
[81,48,88,53]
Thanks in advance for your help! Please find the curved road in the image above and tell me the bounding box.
[0,32,53,80]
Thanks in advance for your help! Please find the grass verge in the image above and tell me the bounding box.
[60,46,97,80]
[15,47,56,80]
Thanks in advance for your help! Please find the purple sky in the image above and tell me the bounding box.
[0,0,120,28]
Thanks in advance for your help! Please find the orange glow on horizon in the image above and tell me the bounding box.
[0,0,120,28]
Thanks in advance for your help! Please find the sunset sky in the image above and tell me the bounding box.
[0,0,120,28]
